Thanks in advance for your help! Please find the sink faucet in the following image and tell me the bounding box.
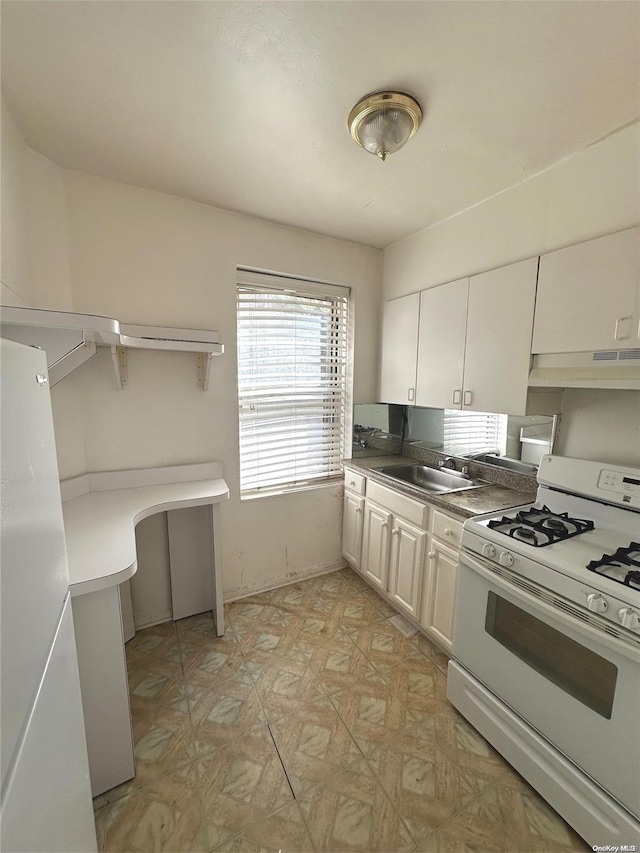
[438,457,457,471]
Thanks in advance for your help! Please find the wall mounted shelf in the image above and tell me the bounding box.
[112,324,224,390]
[0,306,120,386]
[0,308,224,389]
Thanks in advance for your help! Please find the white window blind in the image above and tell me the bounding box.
[442,409,508,456]
[237,280,349,496]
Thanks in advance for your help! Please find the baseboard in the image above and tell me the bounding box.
[224,560,348,603]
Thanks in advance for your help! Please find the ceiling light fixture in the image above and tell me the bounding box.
[348,91,422,162]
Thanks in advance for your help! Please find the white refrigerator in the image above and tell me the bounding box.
[1,339,97,852]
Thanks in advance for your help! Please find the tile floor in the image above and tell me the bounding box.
[93,568,591,853]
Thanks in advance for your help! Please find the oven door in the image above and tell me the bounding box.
[453,549,640,818]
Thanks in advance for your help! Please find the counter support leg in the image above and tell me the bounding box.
[211,503,224,636]
[71,586,135,797]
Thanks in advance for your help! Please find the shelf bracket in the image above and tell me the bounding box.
[197,353,213,391]
[111,346,128,390]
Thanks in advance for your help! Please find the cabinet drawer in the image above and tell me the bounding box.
[344,468,366,496]
[431,510,462,548]
[367,480,428,528]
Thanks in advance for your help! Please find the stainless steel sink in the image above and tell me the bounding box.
[376,464,487,495]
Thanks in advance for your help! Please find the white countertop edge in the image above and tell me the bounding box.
[61,462,224,501]
[69,562,137,598]
[65,476,229,596]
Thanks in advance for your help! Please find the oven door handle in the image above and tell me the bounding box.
[459,549,640,663]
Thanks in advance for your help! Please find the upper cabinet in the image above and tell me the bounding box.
[463,257,539,414]
[416,278,468,410]
[532,227,640,354]
[415,257,539,415]
[379,293,420,405]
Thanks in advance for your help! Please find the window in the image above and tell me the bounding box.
[237,272,350,497]
[442,409,508,456]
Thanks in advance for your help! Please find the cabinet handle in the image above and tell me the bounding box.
[392,528,399,536]
[428,552,436,559]
[381,522,388,530]
[349,480,356,487]
[356,507,362,514]
[463,390,473,406]
[408,387,415,402]
[452,389,462,406]
[614,316,632,341]
[444,528,453,536]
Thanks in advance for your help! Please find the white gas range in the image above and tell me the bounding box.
[448,455,640,848]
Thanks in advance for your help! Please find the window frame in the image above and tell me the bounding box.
[236,268,353,499]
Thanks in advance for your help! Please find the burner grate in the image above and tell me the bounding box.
[487,505,595,547]
[587,542,640,589]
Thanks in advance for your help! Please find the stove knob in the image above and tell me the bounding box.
[499,551,514,568]
[586,593,608,614]
[482,543,497,559]
[618,608,640,631]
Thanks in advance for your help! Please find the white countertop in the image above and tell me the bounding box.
[61,463,229,596]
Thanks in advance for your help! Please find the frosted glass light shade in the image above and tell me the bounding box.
[348,92,422,161]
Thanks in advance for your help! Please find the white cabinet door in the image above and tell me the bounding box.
[462,257,538,415]
[1,596,97,853]
[342,491,365,569]
[532,227,640,354]
[379,293,420,405]
[387,517,427,620]
[416,279,468,409]
[422,539,459,652]
[361,502,392,591]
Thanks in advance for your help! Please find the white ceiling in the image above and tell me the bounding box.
[2,1,639,249]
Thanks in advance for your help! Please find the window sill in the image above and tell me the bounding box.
[240,477,342,501]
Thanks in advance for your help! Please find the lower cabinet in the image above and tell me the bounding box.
[342,489,365,569]
[361,502,427,620]
[342,469,463,654]
[387,516,428,621]
[361,501,391,591]
[422,538,459,651]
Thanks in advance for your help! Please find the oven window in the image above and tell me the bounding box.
[485,592,618,719]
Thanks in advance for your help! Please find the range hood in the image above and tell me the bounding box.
[528,349,640,390]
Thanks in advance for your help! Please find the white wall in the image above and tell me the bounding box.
[1,103,382,608]
[383,124,640,298]
[383,124,640,467]
[1,99,73,310]
[1,101,33,306]
[57,170,381,599]
[556,390,640,466]
[2,99,85,476]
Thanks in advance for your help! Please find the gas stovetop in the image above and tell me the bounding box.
[587,542,640,590]
[487,505,594,547]
[461,456,640,628]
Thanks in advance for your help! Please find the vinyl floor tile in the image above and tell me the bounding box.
[268,697,365,796]
[189,678,266,756]
[297,760,417,852]
[219,800,316,853]
[363,734,479,843]
[431,704,511,792]
[349,621,426,671]
[98,569,592,853]
[196,726,294,846]
[418,791,512,853]
[99,763,204,853]
[246,659,326,722]
[330,667,447,754]
[411,633,450,675]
